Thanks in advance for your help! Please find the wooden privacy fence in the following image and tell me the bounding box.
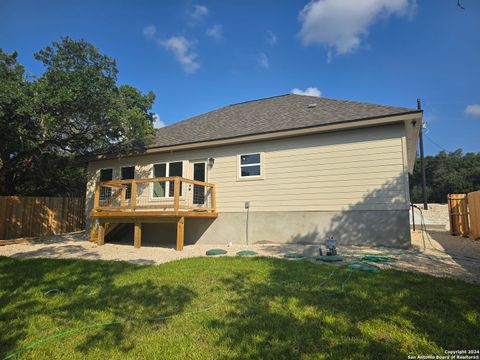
[448,191,480,240]
[0,196,85,240]
[468,191,480,240]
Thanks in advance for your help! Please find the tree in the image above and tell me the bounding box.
[409,150,480,203]
[33,37,155,155]
[0,50,38,194]
[112,85,156,149]
[0,38,156,196]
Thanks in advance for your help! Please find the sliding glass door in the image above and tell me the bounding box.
[152,161,183,198]
[192,162,206,205]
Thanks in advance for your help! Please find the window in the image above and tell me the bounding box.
[239,153,262,179]
[99,168,113,200]
[168,162,183,197]
[152,163,166,197]
[121,166,135,199]
[152,161,183,198]
[100,168,113,182]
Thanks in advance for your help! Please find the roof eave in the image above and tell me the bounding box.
[85,110,422,162]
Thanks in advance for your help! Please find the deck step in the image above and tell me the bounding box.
[90,227,98,242]
[105,223,119,236]
[105,223,132,242]
[91,223,123,243]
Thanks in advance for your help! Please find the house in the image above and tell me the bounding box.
[85,94,422,250]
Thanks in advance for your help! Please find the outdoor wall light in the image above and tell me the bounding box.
[208,157,215,167]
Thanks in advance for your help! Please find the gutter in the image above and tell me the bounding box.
[82,110,422,162]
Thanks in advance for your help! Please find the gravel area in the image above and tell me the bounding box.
[1,229,479,283]
[355,230,480,284]
[410,203,449,229]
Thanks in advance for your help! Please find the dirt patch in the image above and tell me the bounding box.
[1,230,479,283]
[339,230,480,283]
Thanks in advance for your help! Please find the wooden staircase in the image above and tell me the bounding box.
[90,222,129,243]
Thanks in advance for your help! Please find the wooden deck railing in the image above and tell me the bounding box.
[93,177,216,214]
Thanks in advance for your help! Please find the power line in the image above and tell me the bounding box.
[424,133,450,152]
[422,99,467,105]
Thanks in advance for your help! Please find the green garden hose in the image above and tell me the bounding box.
[316,255,343,262]
[348,262,380,273]
[361,254,398,263]
[3,258,360,359]
[9,212,477,360]
[2,300,225,360]
[354,208,480,265]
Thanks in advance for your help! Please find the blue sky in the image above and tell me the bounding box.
[1,0,479,155]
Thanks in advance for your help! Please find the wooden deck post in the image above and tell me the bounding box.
[173,178,180,214]
[90,219,98,242]
[176,217,184,251]
[211,184,217,211]
[134,222,142,248]
[93,184,100,210]
[131,181,137,211]
[98,222,105,245]
[120,186,127,207]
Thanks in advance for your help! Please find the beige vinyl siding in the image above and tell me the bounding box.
[86,123,408,213]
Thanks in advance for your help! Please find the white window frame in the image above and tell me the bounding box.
[190,159,209,183]
[150,161,185,199]
[237,152,264,181]
[190,159,209,205]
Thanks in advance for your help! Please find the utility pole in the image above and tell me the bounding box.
[418,98,428,210]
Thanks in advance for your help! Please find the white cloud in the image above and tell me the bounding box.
[206,24,223,41]
[160,36,199,73]
[298,0,416,57]
[153,114,165,128]
[465,104,480,117]
[192,4,208,21]
[143,25,156,38]
[291,87,322,97]
[267,30,277,46]
[258,52,269,69]
[143,26,200,73]
[326,50,333,64]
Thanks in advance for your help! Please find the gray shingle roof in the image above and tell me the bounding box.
[150,94,419,148]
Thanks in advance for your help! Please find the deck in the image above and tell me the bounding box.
[90,177,217,250]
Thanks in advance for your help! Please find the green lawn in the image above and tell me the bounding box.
[1,256,479,359]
